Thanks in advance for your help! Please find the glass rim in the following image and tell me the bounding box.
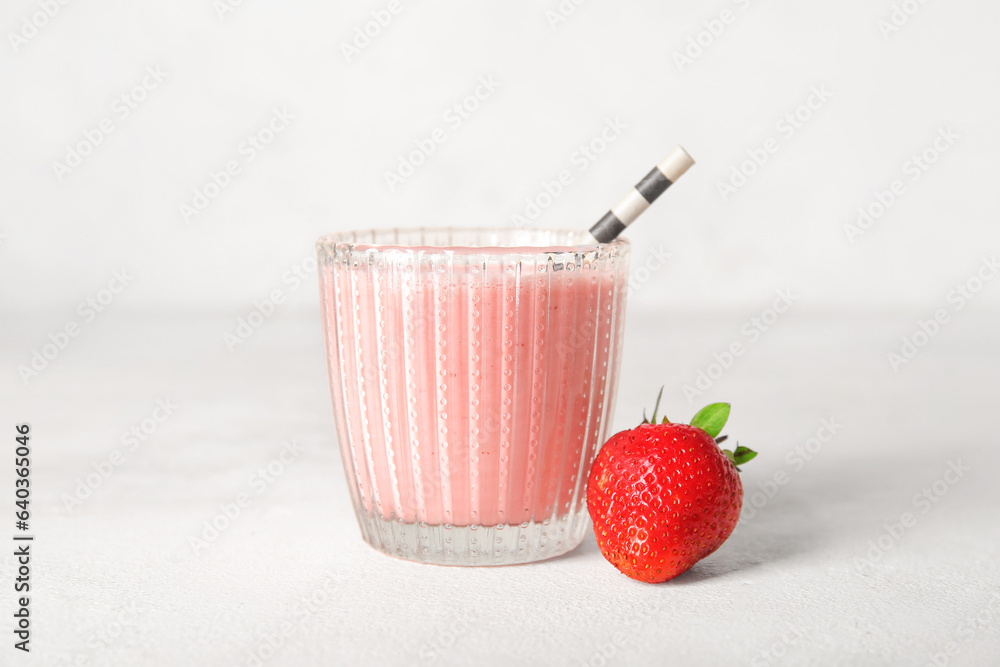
[315,226,630,255]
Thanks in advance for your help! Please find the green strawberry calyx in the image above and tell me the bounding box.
[642,387,758,471]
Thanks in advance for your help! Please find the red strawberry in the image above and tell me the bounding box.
[586,392,756,583]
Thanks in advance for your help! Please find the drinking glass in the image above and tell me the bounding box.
[317,227,630,565]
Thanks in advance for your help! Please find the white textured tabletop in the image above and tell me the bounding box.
[3,306,998,666]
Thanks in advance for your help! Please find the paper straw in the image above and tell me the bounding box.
[579,146,695,244]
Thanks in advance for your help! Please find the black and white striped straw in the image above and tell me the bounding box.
[580,146,695,244]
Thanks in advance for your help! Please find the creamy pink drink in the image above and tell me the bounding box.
[319,229,630,564]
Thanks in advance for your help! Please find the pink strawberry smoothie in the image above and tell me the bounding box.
[323,255,626,528]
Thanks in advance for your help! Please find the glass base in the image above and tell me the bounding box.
[355,511,590,566]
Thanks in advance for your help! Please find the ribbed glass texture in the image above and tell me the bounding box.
[317,228,630,565]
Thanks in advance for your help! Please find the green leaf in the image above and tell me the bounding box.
[722,445,756,472]
[732,445,757,466]
[690,403,730,438]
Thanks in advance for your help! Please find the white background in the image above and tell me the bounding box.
[2,0,999,313]
[2,1,999,666]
